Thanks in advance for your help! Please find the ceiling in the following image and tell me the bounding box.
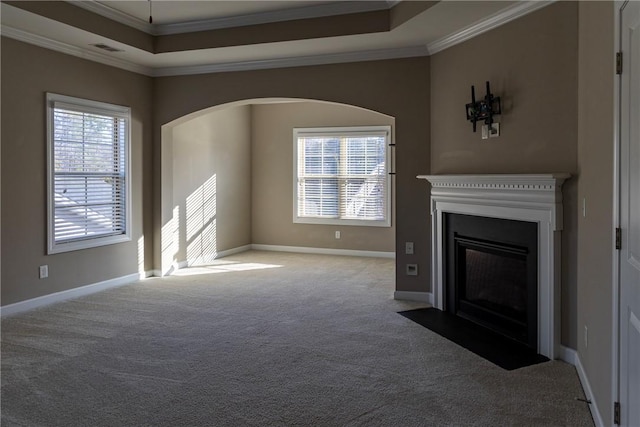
[0,1,554,77]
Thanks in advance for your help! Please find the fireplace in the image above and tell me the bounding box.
[416,174,570,359]
[445,213,538,349]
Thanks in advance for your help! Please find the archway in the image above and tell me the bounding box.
[159,98,395,275]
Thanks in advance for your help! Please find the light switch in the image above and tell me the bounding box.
[405,242,414,255]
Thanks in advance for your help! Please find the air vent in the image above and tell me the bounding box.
[91,43,124,53]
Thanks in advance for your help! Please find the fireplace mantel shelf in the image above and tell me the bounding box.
[417,174,570,230]
[417,173,571,359]
[418,174,570,188]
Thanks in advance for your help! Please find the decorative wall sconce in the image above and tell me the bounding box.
[465,81,501,133]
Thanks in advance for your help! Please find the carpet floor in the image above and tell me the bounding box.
[1,251,594,426]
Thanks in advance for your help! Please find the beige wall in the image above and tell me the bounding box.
[251,101,395,252]
[153,57,431,291]
[0,37,153,305]
[167,105,252,268]
[430,2,579,347]
[577,2,615,423]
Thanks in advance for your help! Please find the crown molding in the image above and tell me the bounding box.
[1,25,153,76]
[426,0,556,55]
[3,0,554,77]
[151,45,429,77]
[2,21,426,77]
[70,1,153,34]
[155,2,391,35]
[70,1,391,36]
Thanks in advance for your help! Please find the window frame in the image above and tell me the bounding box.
[292,125,392,227]
[46,93,132,254]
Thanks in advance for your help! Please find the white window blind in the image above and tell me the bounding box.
[47,94,131,254]
[294,126,391,227]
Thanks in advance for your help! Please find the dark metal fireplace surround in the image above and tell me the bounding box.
[445,213,538,350]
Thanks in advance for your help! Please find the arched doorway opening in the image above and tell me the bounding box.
[159,98,396,275]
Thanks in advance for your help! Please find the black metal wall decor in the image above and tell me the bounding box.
[465,81,501,132]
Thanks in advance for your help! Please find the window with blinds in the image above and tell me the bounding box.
[47,93,131,254]
[293,126,391,227]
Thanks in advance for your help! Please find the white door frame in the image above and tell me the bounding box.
[612,0,636,420]
[612,0,623,417]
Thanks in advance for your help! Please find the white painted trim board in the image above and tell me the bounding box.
[3,1,554,77]
[0,273,142,317]
[393,291,433,305]
[575,353,606,427]
[251,244,395,259]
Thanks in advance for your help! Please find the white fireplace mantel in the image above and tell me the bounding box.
[417,174,570,359]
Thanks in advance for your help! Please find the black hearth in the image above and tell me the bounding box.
[445,213,538,349]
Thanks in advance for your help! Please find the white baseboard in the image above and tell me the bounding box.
[175,245,253,270]
[575,353,605,427]
[393,291,433,305]
[218,244,253,258]
[251,244,395,259]
[140,270,154,279]
[158,244,392,277]
[558,345,577,365]
[0,273,141,317]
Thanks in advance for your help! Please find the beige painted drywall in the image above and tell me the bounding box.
[166,105,251,268]
[577,2,615,423]
[0,37,153,305]
[430,2,579,348]
[153,57,431,291]
[251,101,395,252]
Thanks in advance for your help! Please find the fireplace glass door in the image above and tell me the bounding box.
[445,214,538,349]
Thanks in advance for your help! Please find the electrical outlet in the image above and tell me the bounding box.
[335,231,341,239]
[489,122,500,138]
[482,123,500,139]
[481,124,489,140]
[406,264,418,276]
[405,242,414,255]
[39,265,49,279]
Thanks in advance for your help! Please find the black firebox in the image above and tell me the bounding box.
[445,213,538,350]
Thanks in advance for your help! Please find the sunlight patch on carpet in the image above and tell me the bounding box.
[171,261,282,276]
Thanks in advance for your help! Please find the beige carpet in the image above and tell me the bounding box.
[1,251,594,426]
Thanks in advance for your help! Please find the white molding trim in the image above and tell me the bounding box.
[71,0,390,36]
[154,2,390,36]
[69,0,153,34]
[394,291,433,305]
[418,174,570,360]
[558,345,577,365]
[1,22,427,77]
[139,270,154,280]
[176,245,253,269]
[251,244,395,259]
[0,25,153,76]
[575,354,606,427]
[5,0,553,76]
[151,46,429,77]
[0,273,141,317]
[611,0,624,416]
[426,1,555,55]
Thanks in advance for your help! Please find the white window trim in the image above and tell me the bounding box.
[46,93,132,254]
[292,125,392,227]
